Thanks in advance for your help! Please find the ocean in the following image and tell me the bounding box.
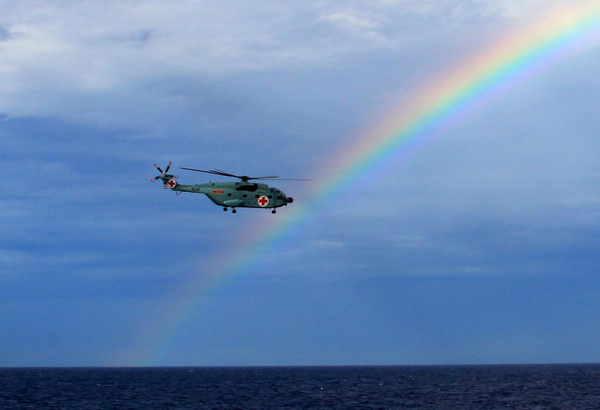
[1,364,599,409]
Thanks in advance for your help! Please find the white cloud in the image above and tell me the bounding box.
[0,0,558,129]
[318,8,388,44]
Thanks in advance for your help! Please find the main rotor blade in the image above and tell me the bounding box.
[211,169,280,180]
[211,169,246,179]
[180,167,219,175]
[180,167,307,181]
[249,176,280,180]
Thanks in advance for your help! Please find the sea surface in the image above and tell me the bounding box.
[1,364,599,409]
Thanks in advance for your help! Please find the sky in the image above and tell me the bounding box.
[1,0,599,367]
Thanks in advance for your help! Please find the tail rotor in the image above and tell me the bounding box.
[151,162,179,188]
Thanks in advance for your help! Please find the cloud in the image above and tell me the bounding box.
[0,0,554,132]
[317,8,389,45]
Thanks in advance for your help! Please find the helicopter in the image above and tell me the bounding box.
[151,162,307,214]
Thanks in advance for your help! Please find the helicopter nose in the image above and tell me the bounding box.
[287,197,294,203]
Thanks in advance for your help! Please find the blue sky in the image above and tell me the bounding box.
[1,0,600,366]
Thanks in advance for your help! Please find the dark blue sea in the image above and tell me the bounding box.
[1,364,599,409]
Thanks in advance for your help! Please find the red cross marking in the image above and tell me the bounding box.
[258,195,269,207]
[167,179,177,188]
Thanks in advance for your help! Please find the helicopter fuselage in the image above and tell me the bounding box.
[152,163,301,214]
[166,179,293,212]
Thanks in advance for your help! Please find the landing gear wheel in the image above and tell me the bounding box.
[232,209,237,214]
[223,207,228,212]
[272,209,276,214]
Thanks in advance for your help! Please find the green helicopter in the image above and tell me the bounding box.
[152,162,307,214]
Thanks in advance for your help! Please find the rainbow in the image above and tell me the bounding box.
[115,2,600,365]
